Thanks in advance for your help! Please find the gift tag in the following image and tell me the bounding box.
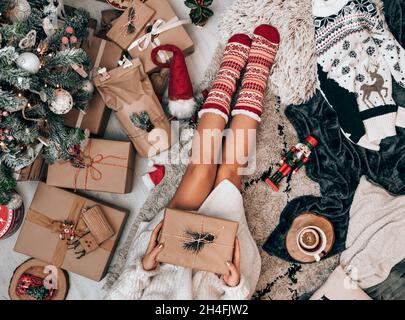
[71,63,88,78]
[97,67,111,82]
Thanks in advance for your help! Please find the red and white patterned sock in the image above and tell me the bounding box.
[232,25,280,122]
[198,34,252,123]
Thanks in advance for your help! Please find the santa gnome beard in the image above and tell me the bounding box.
[151,44,196,119]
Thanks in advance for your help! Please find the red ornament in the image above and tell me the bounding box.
[0,203,24,240]
[61,36,69,45]
[69,36,78,44]
[65,26,74,34]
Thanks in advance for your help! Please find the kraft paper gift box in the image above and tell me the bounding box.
[126,0,195,74]
[63,35,123,135]
[93,58,173,158]
[107,0,156,50]
[46,138,135,194]
[157,209,239,275]
[13,154,47,181]
[14,182,128,281]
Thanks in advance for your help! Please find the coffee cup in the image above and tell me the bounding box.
[296,226,327,262]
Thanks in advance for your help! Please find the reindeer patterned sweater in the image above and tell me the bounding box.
[313,0,405,151]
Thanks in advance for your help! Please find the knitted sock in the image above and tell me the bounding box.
[232,25,280,121]
[198,34,252,123]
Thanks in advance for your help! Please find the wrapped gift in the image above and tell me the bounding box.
[157,209,239,275]
[127,0,194,74]
[14,183,128,281]
[63,34,123,135]
[97,9,123,39]
[46,138,135,193]
[13,154,46,181]
[107,0,156,50]
[94,58,173,158]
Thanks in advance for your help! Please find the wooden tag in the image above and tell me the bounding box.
[81,206,114,244]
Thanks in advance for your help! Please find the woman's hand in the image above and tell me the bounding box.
[223,238,241,287]
[141,221,164,271]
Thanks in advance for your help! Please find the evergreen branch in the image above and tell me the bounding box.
[0,162,16,204]
[1,113,39,144]
[44,48,88,69]
[0,89,24,112]
[0,46,18,65]
[48,8,90,49]
[36,68,82,91]
[0,66,31,90]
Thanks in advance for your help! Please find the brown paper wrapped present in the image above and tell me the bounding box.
[107,0,155,50]
[13,154,46,181]
[126,0,194,74]
[97,9,123,39]
[94,58,173,158]
[46,138,135,193]
[157,209,239,275]
[14,183,128,281]
[63,35,123,135]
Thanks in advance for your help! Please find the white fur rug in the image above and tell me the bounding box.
[106,0,339,300]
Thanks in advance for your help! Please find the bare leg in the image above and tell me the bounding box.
[168,114,226,210]
[168,34,252,210]
[215,115,258,189]
[215,24,280,189]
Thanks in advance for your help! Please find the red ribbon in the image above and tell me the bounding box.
[71,140,128,191]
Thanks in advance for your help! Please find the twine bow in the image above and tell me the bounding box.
[127,17,190,64]
[70,139,128,191]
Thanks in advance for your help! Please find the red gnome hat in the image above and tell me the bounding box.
[151,44,196,119]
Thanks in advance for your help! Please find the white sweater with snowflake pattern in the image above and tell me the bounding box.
[313,0,405,149]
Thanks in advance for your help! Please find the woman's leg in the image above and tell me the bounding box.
[215,25,280,190]
[215,115,258,189]
[168,34,252,210]
[168,113,226,210]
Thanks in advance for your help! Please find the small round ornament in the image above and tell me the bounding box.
[16,52,41,74]
[0,192,24,240]
[49,89,73,114]
[9,259,69,300]
[70,36,78,44]
[65,26,74,34]
[82,80,94,94]
[8,0,31,23]
[61,36,69,45]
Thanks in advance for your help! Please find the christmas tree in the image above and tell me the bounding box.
[0,0,93,204]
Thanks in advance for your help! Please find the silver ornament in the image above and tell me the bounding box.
[8,0,31,23]
[82,80,94,94]
[50,89,73,114]
[16,52,41,74]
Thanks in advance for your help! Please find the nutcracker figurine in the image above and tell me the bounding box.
[265,136,318,192]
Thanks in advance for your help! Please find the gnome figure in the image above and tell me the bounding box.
[151,44,197,119]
